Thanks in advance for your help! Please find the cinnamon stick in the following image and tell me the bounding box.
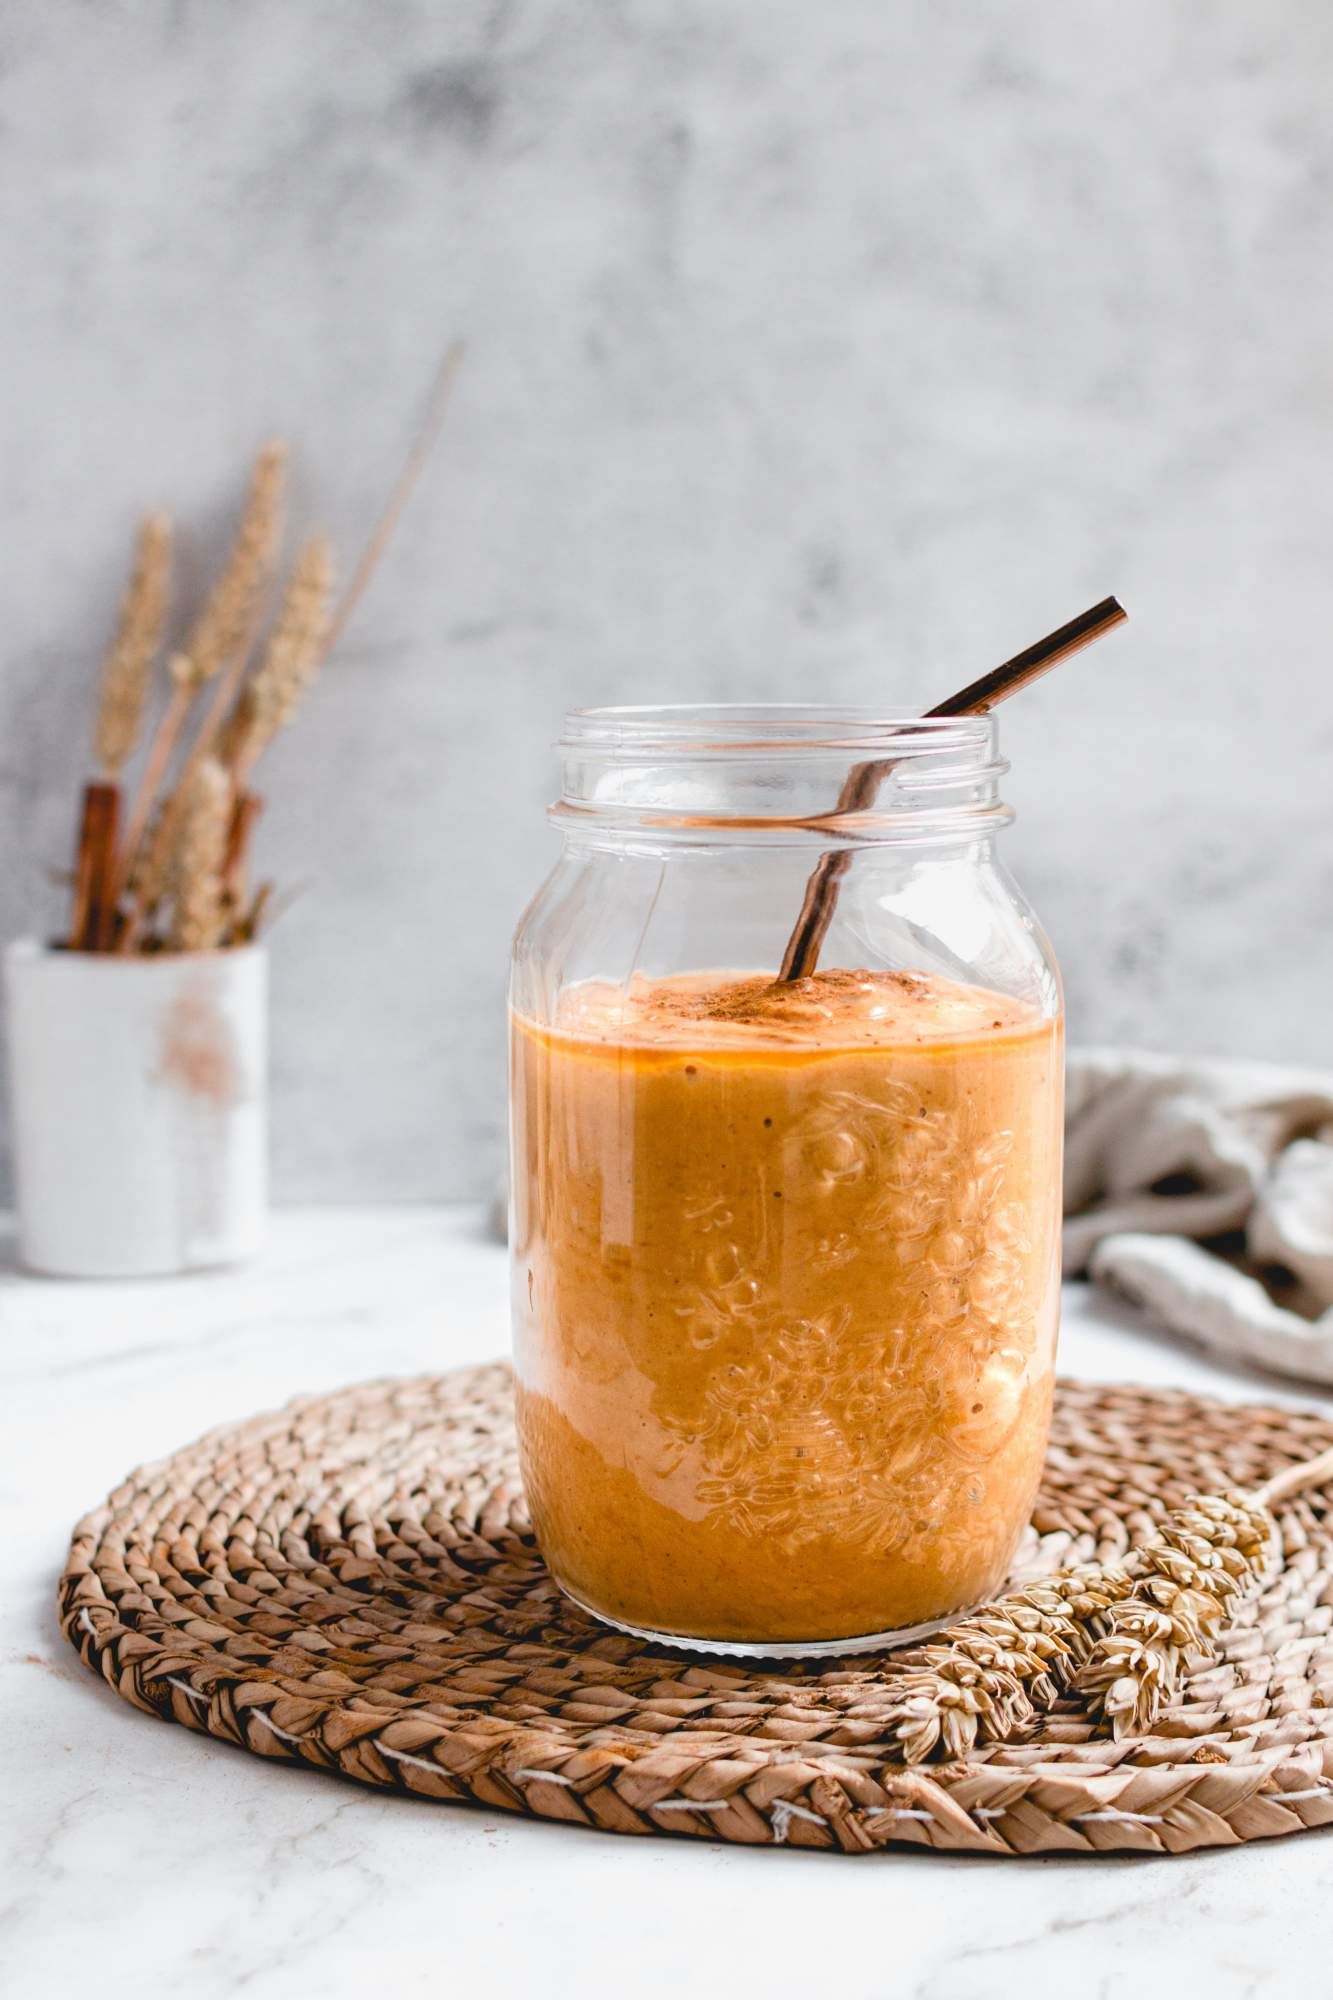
[67,781,122,952]
[223,790,264,921]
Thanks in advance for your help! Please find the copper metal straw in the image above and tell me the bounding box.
[776,596,1128,981]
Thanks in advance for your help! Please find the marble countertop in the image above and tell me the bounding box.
[2,1206,1328,1999]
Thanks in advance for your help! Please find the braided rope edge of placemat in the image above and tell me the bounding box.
[57,1365,1333,1857]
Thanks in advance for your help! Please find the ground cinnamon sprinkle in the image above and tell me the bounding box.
[553,967,1037,1050]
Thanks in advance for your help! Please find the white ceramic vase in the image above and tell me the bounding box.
[3,940,267,1277]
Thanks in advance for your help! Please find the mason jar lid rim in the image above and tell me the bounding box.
[560,705,996,756]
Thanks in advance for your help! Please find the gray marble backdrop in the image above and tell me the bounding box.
[2,1,1331,1200]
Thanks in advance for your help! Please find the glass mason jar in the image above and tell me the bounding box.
[510,706,1063,1658]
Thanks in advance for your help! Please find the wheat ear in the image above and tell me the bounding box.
[126,797,178,936]
[879,1562,1139,1763]
[116,442,288,911]
[229,535,334,778]
[95,512,172,775]
[171,757,232,953]
[1071,1450,1333,1739]
[118,615,267,952]
[171,440,287,690]
[885,1445,1333,1762]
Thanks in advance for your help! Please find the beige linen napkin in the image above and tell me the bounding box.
[1065,1048,1333,1385]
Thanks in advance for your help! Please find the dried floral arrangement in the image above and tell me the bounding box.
[63,347,462,955]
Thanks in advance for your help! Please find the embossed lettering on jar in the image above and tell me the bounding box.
[510,707,1063,1657]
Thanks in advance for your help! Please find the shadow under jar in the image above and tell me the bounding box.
[510,707,1064,1657]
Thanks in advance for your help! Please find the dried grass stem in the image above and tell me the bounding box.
[95,512,171,775]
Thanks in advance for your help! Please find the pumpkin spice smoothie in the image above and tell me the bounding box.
[511,967,1063,1649]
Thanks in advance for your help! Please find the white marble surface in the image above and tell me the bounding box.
[1,1204,1330,1997]
[4,3,1333,1205]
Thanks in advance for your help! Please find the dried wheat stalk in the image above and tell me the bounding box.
[884,1445,1333,1762]
[127,796,178,926]
[171,757,232,952]
[1072,1491,1275,1737]
[95,512,172,774]
[72,343,461,954]
[229,534,334,778]
[116,622,263,953]
[193,532,333,929]
[115,442,288,922]
[880,1561,1139,1763]
[1069,1449,1333,1739]
[170,441,287,691]
[322,339,463,659]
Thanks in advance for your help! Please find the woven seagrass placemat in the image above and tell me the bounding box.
[59,1365,1333,1856]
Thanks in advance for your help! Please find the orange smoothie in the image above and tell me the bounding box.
[511,968,1063,1647]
